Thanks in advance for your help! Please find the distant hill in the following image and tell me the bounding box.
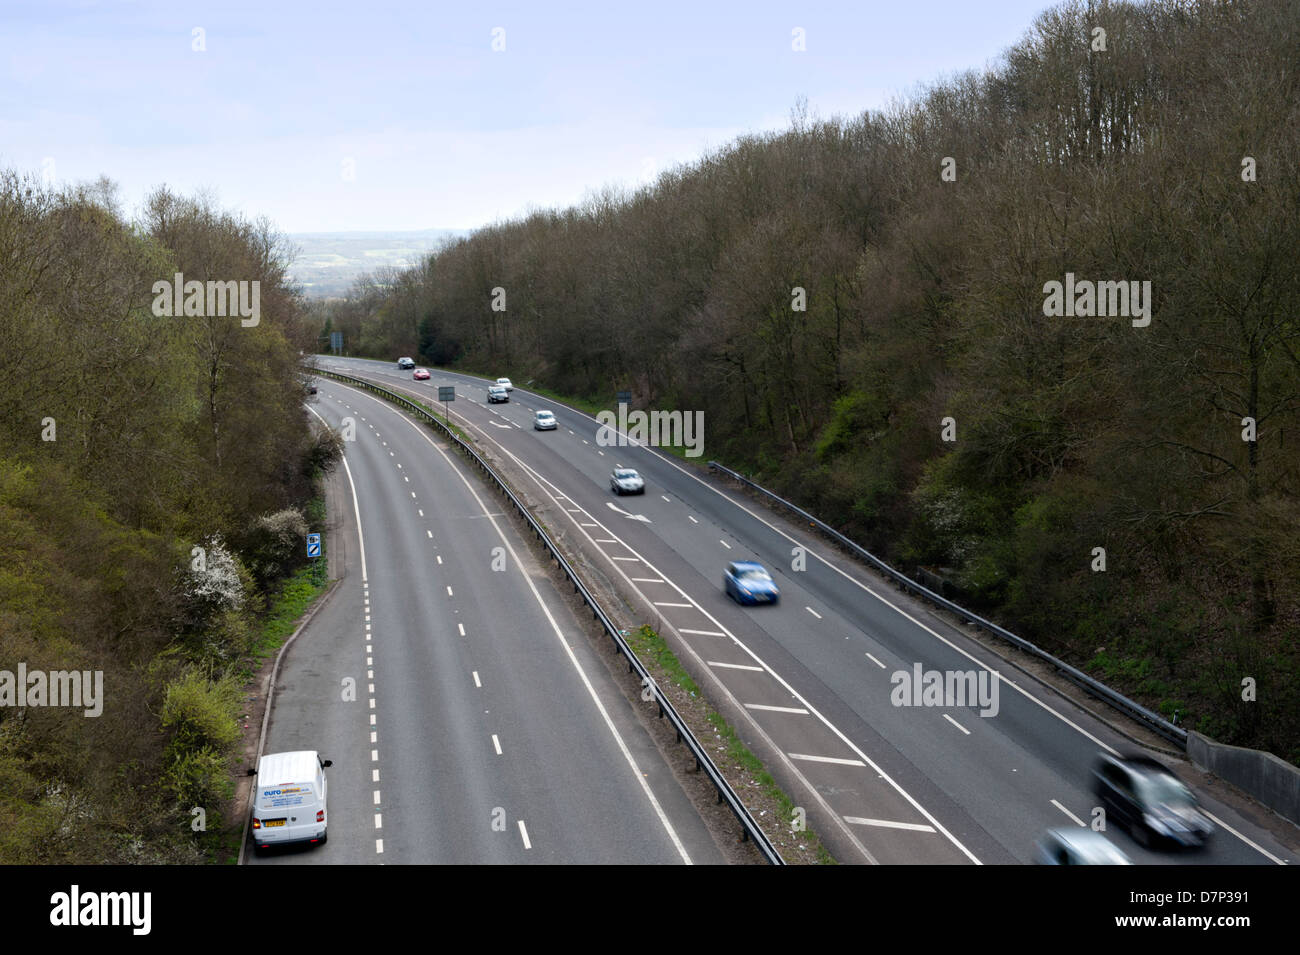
[286,228,463,299]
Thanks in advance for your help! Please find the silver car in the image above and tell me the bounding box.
[534,410,556,430]
[610,468,645,495]
[1033,828,1132,865]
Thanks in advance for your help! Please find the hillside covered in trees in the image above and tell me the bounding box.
[313,0,1300,761]
[0,176,332,861]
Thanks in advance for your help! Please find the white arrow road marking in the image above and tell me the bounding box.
[606,501,652,523]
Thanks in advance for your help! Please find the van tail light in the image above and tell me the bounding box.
[252,818,261,830]
[317,810,325,822]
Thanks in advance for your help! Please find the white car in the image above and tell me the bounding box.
[534,410,556,430]
[496,377,513,392]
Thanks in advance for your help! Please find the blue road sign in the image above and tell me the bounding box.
[307,533,321,558]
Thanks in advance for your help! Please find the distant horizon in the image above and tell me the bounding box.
[4,0,1054,233]
[286,227,464,237]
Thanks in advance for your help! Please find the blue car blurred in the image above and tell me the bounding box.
[725,561,779,605]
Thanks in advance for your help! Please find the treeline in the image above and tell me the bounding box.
[312,0,1300,761]
[0,174,334,861]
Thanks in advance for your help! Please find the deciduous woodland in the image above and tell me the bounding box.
[0,180,337,861]
[313,0,1300,763]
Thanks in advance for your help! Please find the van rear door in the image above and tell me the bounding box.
[259,781,313,838]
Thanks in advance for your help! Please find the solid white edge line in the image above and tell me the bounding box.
[346,385,693,865]
[1201,810,1287,865]
[307,403,367,582]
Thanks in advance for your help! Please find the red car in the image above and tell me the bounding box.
[413,368,430,380]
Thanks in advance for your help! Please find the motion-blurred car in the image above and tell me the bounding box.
[1092,753,1213,849]
[533,410,556,430]
[724,561,779,605]
[610,468,645,495]
[496,377,513,392]
[397,357,415,369]
[1033,828,1132,865]
[305,382,317,395]
[413,368,431,380]
[487,384,509,403]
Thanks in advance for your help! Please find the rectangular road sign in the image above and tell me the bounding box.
[306,533,321,558]
[438,386,455,402]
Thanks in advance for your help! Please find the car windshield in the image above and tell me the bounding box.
[1139,774,1194,806]
[615,470,638,479]
[538,412,552,418]
[737,567,771,581]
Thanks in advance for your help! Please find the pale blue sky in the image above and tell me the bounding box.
[2,0,1053,231]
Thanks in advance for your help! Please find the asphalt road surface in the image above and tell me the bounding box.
[248,377,728,864]
[308,356,1299,866]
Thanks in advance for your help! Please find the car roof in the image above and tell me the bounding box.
[257,750,321,783]
[1100,752,1177,778]
[536,409,553,415]
[730,561,766,572]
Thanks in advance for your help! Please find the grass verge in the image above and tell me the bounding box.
[625,624,837,864]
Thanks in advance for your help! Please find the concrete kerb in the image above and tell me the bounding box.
[236,577,342,866]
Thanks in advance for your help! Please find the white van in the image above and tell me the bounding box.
[248,750,332,852]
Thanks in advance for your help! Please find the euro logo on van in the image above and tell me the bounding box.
[246,750,333,854]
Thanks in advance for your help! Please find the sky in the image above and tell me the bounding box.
[2,0,1055,233]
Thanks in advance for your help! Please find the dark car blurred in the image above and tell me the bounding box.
[1033,827,1131,865]
[1092,753,1213,849]
[397,356,415,369]
[724,561,779,605]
